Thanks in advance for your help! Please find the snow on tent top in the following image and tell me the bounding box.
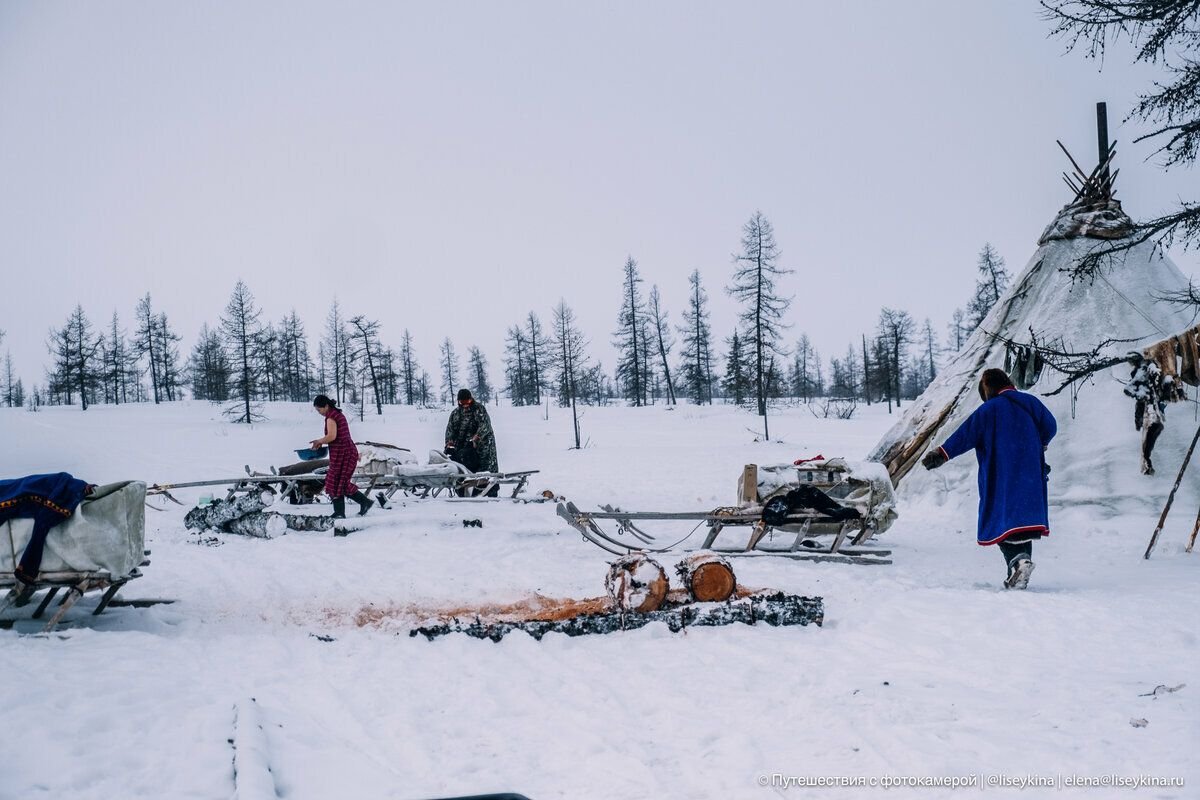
[869,194,1198,512]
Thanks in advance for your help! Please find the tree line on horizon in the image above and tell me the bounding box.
[7,214,1012,441]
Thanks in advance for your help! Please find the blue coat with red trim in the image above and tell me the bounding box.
[940,389,1057,545]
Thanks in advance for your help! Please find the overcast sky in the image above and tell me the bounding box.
[0,1,1195,393]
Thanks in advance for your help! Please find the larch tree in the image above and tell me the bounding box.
[647,285,677,405]
[613,256,647,407]
[439,337,459,404]
[922,317,939,384]
[101,311,134,404]
[349,315,385,415]
[220,280,264,423]
[525,312,548,406]
[876,308,915,409]
[278,310,313,402]
[3,351,22,407]
[678,269,714,405]
[467,346,493,404]
[133,294,162,403]
[323,300,352,404]
[399,329,418,406]
[967,243,1010,330]
[947,308,969,352]
[47,305,101,409]
[187,323,230,401]
[790,334,817,402]
[504,325,529,405]
[722,329,750,405]
[553,300,589,449]
[728,211,791,438]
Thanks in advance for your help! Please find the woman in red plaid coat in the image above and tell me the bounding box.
[311,395,373,518]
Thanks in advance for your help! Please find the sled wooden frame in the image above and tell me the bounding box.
[0,560,155,633]
[556,501,892,565]
[147,469,539,505]
[372,469,539,501]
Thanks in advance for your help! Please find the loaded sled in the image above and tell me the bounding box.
[148,442,538,507]
[557,458,898,565]
[1,481,158,633]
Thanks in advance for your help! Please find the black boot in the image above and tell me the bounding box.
[331,497,346,519]
[349,491,374,517]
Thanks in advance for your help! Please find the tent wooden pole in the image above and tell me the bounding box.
[1145,422,1200,559]
[1186,506,1200,553]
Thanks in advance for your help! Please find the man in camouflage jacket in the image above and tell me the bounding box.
[445,388,499,474]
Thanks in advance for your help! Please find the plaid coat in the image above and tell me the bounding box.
[322,407,359,498]
[445,401,499,473]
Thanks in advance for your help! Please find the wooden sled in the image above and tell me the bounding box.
[148,469,540,507]
[556,502,892,565]
[2,480,159,633]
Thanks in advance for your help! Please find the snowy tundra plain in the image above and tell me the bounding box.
[0,400,1195,800]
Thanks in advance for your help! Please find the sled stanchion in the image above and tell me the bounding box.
[788,519,815,552]
[32,587,59,619]
[745,521,770,552]
[1145,422,1200,559]
[822,520,850,555]
[41,580,89,633]
[92,581,126,615]
[700,521,724,549]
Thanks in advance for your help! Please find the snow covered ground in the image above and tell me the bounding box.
[0,400,1195,800]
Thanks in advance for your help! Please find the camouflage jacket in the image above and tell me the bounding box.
[445,402,499,473]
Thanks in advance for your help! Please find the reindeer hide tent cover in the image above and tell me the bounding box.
[869,198,1199,511]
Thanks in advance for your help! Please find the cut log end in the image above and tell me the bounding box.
[675,552,737,603]
[605,554,668,613]
[689,562,737,602]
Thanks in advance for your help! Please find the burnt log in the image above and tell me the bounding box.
[411,592,824,642]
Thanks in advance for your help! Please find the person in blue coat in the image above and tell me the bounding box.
[922,368,1057,589]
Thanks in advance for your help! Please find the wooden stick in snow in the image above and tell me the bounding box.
[1145,422,1200,559]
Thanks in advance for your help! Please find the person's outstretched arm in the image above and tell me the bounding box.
[924,406,984,470]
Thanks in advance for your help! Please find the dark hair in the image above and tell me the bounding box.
[457,388,473,402]
[978,368,1014,401]
[313,394,338,410]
